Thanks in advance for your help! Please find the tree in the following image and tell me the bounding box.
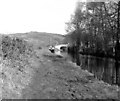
[115,1,120,59]
[65,1,119,57]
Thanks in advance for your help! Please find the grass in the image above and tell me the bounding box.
[0,32,64,99]
[2,32,119,99]
[12,31,64,48]
[1,35,36,99]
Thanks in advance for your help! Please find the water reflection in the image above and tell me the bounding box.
[69,53,120,86]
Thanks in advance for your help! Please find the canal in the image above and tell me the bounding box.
[69,52,120,87]
[54,50,120,86]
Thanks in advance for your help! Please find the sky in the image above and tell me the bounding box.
[0,0,84,35]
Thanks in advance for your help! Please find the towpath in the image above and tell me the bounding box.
[22,47,119,99]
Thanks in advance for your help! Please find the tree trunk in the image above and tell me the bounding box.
[115,1,120,60]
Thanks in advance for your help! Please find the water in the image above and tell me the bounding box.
[69,53,120,86]
[54,50,120,86]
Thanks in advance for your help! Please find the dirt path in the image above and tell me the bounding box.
[22,48,119,99]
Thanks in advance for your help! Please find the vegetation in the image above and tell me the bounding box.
[65,1,120,59]
[0,35,36,99]
[0,32,119,99]
[13,31,65,48]
[0,32,64,99]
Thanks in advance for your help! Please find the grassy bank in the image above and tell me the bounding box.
[1,35,37,99]
[0,33,119,99]
[0,32,64,99]
[22,47,119,99]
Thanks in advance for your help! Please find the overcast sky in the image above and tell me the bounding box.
[0,0,83,35]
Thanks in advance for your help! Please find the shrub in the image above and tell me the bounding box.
[1,35,36,99]
[1,35,34,60]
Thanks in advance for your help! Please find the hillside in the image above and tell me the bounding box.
[10,31,65,48]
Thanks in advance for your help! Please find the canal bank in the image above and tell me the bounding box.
[22,48,119,99]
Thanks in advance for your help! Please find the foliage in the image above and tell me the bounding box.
[0,35,36,99]
[2,35,34,60]
[65,1,119,57]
